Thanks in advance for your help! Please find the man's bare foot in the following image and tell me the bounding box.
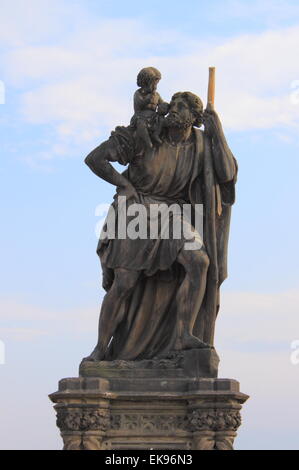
[174,333,210,351]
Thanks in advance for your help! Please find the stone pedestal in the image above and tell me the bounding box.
[49,349,248,450]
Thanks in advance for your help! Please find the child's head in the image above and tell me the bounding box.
[137,67,161,92]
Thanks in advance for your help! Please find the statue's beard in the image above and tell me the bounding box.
[165,113,194,129]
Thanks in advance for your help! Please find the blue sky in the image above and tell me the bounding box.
[0,0,299,450]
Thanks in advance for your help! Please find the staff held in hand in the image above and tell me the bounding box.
[203,66,219,137]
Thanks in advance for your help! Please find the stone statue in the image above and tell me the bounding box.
[130,66,169,151]
[50,68,248,451]
[84,68,237,362]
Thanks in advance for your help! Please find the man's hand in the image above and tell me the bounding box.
[116,181,139,201]
[203,103,221,137]
[158,101,170,116]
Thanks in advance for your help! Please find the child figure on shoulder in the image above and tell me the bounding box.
[131,67,169,152]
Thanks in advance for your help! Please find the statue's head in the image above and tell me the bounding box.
[166,92,203,129]
[137,67,161,92]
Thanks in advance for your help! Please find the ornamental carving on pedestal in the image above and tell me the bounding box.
[190,409,241,450]
[56,407,110,432]
[110,413,189,432]
[189,409,241,432]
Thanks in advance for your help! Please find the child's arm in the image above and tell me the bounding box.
[156,94,169,115]
[134,90,152,112]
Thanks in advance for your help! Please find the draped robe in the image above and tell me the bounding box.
[86,125,237,360]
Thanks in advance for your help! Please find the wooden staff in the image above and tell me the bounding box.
[207,66,215,106]
[207,67,222,216]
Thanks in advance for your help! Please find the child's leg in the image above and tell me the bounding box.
[151,117,163,145]
[136,119,153,149]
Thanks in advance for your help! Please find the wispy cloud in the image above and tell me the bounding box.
[213,0,299,26]
[1,288,298,449]
[11,24,299,132]
[1,2,299,164]
[0,327,47,342]
[1,288,298,347]
[217,289,299,346]
[0,296,100,342]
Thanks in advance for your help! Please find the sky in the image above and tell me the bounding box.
[0,0,299,450]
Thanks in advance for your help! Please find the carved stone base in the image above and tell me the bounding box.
[49,352,248,450]
[79,347,220,380]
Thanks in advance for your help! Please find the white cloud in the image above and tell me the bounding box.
[2,4,299,161]
[0,296,99,341]
[1,288,298,349]
[0,298,55,320]
[215,289,299,447]
[214,0,299,26]
[20,76,131,140]
[157,26,299,130]
[0,0,88,47]
[216,289,299,345]
[0,327,47,342]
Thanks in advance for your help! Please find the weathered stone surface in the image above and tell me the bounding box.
[79,348,219,380]
[83,72,238,362]
[49,69,249,451]
[50,373,248,450]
